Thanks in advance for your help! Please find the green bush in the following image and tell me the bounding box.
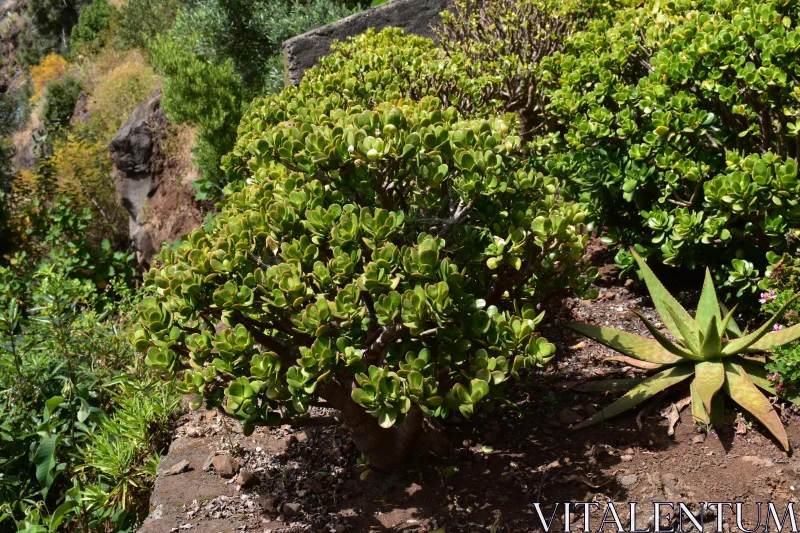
[42,76,83,135]
[136,30,595,471]
[70,0,115,55]
[116,0,186,50]
[151,0,366,200]
[436,0,800,299]
[0,268,179,531]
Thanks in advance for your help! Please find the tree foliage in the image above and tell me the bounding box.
[136,29,595,470]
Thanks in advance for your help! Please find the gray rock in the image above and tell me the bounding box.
[162,459,191,476]
[283,502,302,517]
[109,90,203,269]
[618,474,639,487]
[282,0,452,86]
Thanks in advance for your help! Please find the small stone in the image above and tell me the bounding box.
[163,459,191,476]
[405,483,423,497]
[692,434,706,445]
[620,455,634,462]
[334,525,346,533]
[618,474,638,487]
[203,410,217,422]
[624,278,635,289]
[211,455,240,478]
[283,502,302,517]
[202,453,216,471]
[557,408,582,426]
[236,469,258,488]
[258,495,279,513]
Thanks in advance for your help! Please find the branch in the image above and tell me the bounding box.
[363,322,404,366]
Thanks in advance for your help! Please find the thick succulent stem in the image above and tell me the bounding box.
[317,381,427,471]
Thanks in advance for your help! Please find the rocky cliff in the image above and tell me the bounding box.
[109,90,204,269]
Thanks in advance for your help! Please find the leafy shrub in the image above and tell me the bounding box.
[0,270,179,531]
[86,55,159,139]
[42,76,83,134]
[136,30,594,471]
[49,133,129,245]
[571,250,800,448]
[29,54,70,102]
[116,0,186,50]
[0,197,134,307]
[151,0,366,199]
[436,0,800,298]
[70,0,115,55]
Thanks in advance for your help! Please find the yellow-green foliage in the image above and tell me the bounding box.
[88,54,159,138]
[29,54,70,102]
[49,133,127,242]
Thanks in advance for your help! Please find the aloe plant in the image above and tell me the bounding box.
[569,250,800,449]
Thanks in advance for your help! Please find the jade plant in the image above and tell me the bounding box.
[134,30,596,471]
[569,250,800,449]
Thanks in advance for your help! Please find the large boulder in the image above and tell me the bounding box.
[109,90,204,269]
[282,0,452,86]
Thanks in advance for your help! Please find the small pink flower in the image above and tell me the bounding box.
[774,323,783,331]
[760,290,777,304]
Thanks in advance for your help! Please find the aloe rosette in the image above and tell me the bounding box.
[569,250,800,449]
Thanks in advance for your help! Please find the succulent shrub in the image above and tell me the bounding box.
[136,30,595,470]
[570,250,800,449]
[432,0,612,137]
[437,0,800,296]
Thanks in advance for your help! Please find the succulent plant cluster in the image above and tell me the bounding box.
[436,0,800,296]
[570,250,800,449]
[135,29,595,467]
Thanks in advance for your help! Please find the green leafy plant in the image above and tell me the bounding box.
[150,0,365,200]
[432,0,800,297]
[136,29,595,471]
[69,0,115,55]
[569,250,800,449]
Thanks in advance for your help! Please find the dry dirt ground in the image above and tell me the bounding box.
[139,244,800,533]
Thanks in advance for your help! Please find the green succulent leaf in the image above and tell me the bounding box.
[723,361,789,451]
[723,293,800,355]
[693,360,725,414]
[573,364,694,429]
[632,249,695,343]
[568,322,683,365]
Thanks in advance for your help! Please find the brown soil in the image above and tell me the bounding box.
[140,242,800,533]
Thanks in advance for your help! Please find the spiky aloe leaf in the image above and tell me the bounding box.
[699,315,722,359]
[745,323,800,352]
[605,355,666,370]
[664,302,700,355]
[567,323,683,365]
[690,379,710,425]
[719,301,742,338]
[738,362,775,394]
[695,268,721,332]
[694,360,725,413]
[723,293,800,355]
[723,361,789,450]
[632,310,698,360]
[632,249,695,343]
[573,364,694,429]
[719,304,738,340]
